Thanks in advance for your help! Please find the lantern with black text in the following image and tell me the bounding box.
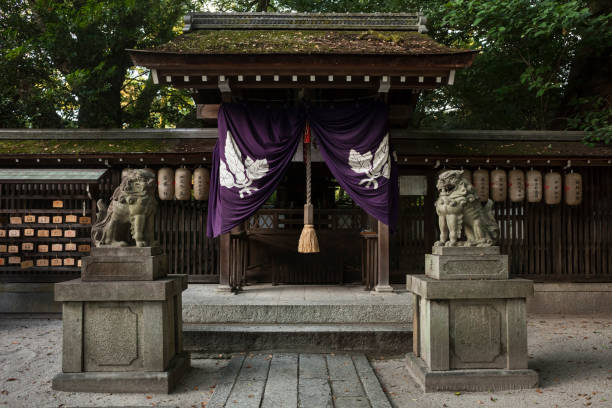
[526,169,543,203]
[175,167,192,200]
[157,167,174,200]
[564,171,583,206]
[193,167,211,201]
[544,171,562,205]
[508,169,525,202]
[473,168,489,202]
[490,169,507,202]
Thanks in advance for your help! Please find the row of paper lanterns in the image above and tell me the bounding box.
[122,167,211,201]
[462,168,582,205]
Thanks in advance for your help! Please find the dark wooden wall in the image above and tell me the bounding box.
[391,166,612,283]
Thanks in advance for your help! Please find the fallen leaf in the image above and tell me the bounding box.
[6,379,16,382]
[455,392,461,396]
[146,395,152,399]
[536,388,543,393]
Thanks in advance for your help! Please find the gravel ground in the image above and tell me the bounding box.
[372,315,612,408]
[0,315,611,408]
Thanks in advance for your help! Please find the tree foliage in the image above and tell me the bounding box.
[1,0,195,128]
[1,0,610,142]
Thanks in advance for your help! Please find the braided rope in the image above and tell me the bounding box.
[306,141,312,205]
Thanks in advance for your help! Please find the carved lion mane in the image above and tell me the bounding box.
[91,169,157,247]
[434,170,499,247]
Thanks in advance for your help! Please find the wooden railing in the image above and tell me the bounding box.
[247,208,366,232]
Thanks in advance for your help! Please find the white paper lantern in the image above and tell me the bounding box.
[544,171,562,205]
[157,167,174,200]
[526,169,543,203]
[175,167,192,201]
[508,169,525,202]
[490,169,507,202]
[564,171,583,206]
[121,168,132,180]
[472,168,489,203]
[461,169,472,185]
[193,167,210,201]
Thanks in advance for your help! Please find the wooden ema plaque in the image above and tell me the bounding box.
[51,243,63,252]
[63,258,75,266]
[38,245,49,253]
[0,245,6,252]
[8,230,20,238]
[38,216,50,224]
[9,216,22,224]
[64,230,76,238]
[36,259,49,267]
[21,260,34,269]
[52,200,64,208]
[52,216,63,224]
[8,256,20,264]
[37,229,50,237]
[24,228,35,236]
[65,243,77,251]
[78,244,91,252]
[8,245,18,253]
[0,230,5,237]
[51,258,62,266]
[24,215,36,223]
[79,216,91,224]
[65,215,77,223]
[51,229,63,237]
[21,242,34,251]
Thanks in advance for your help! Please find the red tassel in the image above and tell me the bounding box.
[304,122,311,144]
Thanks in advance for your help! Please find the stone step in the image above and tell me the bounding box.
[182,284,413,325]
[184,323,413,354]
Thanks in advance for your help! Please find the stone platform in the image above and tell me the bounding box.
[207,353,391,408]
[182,284,413,354]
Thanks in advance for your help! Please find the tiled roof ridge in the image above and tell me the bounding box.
[183,11,428,33]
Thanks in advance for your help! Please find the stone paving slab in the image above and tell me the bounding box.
[208,353,391,407]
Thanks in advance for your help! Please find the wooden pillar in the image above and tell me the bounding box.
[217,232,231,291]
[375,220,393,292]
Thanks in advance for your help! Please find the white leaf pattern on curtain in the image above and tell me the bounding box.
[220,130,269,198]
[349,133,391,189]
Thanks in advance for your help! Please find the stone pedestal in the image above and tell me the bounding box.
[81,246,168,281]
[52,247,189,394]
[405,247,538,392]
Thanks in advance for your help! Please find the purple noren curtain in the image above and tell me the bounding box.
[207,104,305,237]
[309,102,399,228]
[207,102,398,238]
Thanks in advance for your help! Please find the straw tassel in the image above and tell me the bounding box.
[298,122,319,253]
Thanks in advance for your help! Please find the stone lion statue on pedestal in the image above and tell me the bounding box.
[434,170,499,247]
[91,169,158,247]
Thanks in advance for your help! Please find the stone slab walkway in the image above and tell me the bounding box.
[207,353,392,408]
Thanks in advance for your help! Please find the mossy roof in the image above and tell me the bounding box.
[149,30,472,55]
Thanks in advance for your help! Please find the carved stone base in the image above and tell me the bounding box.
[52,353,190,394]
[405,352,538,392]
[426,246,508,280]
[406,274,538,392]
[53,275,188,393]
[81,247,167,281]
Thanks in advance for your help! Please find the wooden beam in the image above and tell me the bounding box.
[375,220,393,292]
[129,51,478,76]
[218,233,231,292]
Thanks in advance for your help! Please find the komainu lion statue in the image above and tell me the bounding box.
[91,169,158,247]
[434,170,499,247]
